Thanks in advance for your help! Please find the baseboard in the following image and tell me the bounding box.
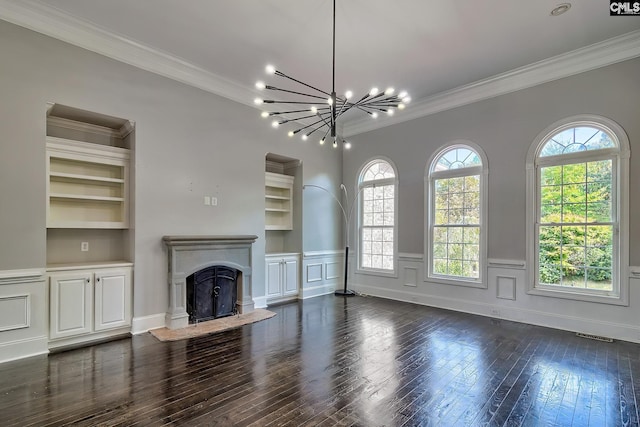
[299,283,336,299]
[253,296,268,309]
[131,313,166,334]
[353,283,640,344]
[0,335,48,363]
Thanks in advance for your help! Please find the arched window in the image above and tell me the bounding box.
[357,159,397,274]
[426,143,487,287]
[527,115,630,304]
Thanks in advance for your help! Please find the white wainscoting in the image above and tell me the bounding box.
[300,250,344,299]
[0,269,48,363]
[352,255,640,344]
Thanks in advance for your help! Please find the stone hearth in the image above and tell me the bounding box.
[162,235,258,329]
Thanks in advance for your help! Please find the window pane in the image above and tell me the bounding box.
[434,147,482,171]
[465,227,480,244]
[433,227,447,243]
[362,161,395,182]
[433,243,447,258]
[539,126,615,157]
[540,203,561,222]
[541,165,562,186]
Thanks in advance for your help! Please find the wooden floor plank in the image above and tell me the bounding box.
[0,295,638,426]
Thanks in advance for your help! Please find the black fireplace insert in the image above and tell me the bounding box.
[186,266,238,323]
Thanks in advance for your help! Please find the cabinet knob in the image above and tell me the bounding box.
[86,278,90,283]
[96,277,100,282]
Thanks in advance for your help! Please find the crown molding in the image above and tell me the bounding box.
[0,0,255,108]
[1,1,639,138]
[343,30,640,137]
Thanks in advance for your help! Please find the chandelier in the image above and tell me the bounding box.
[254,0,410,149]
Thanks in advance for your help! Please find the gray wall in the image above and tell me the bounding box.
[0,20,342,320]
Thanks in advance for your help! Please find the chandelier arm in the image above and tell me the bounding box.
[320,127,331,141]
[291,117,327,133]
[278,113,326,125]
[268,108,321,115]
[274,70,332,97]
[263,100,326,105]
[303,122,328,137]
[265,86,327,100]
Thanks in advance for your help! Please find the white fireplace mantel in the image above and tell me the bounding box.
[162,235,258,329]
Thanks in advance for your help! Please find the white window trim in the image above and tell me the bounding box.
[355,157,399,278]
[525,115,630,306]
[424,141,488,289]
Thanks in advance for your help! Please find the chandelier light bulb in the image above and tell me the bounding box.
[265,65,276,75]
[260,111,269,118]
[398,103,406,110]
[254,98,264,105]
[345,90,353,99]
[402,96,412,104]
[344,141,352,149]
[371,112,378,119]
[288,131,294,137]
[333,139,338,148]
[320,138,326,145]
[310,106,318,113]
[369,87,379,96]
[384,87,395,95]
[271,120,280,128]
[302,134,308,141]
[255,81,266,90]
[398,91,408,99]
[387,109,394,116]
[327,97,334,106]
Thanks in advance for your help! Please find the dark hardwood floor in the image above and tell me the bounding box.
[1,295,638,426]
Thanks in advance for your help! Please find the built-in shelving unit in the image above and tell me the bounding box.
[45,103,135,350]
[47,137,130,229]
[265,172,294,231]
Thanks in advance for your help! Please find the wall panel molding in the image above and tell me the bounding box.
[306,263,323,283]
[0,294,30,331]
[488,259,526,269]
[0,268,45,285]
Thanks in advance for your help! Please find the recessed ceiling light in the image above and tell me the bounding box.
[550,3,571,16]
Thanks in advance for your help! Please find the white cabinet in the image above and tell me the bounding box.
[46,137,130,229]
[265,172,294,230]
[265,254,299,302]
[48,264,132,345]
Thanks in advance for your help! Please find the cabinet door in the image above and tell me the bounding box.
[49,272,93,339]
[266,259,283,298]
[282,258,299,296]
[94,268,132,331]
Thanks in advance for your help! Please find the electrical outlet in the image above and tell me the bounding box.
[81,242,89,252]
[204,196,211,205]
[211,196,218,206]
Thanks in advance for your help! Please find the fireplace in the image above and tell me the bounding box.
[163,235,258,329]
[187,266,238,322]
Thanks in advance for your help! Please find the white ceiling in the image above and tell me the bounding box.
[3,0,640,135]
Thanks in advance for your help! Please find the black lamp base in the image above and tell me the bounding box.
[334,289,356,296]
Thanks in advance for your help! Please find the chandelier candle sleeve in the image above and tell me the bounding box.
[253,0,409,148]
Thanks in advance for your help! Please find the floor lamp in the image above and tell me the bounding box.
[303,183,364,296]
